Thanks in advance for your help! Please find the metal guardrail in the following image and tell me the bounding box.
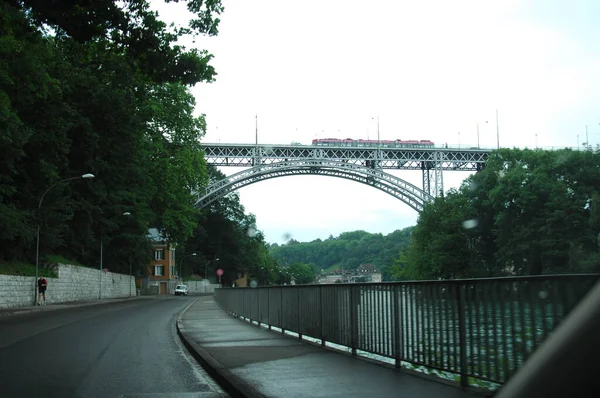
[214,274,599,388]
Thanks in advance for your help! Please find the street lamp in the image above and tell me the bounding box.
[100,211,131,299]
[179,252,197,282]
[369,115,381,166]
[496,108,500,149]
[35,173,94,304]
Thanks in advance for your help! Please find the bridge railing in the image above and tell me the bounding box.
[214,274,599,389]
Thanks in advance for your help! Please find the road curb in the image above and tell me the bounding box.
[176,298,265,398]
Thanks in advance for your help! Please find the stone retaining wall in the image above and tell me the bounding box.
[0,263,135,308]
[184,280,218,294]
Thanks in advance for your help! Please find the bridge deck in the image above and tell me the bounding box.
[178,296,490,397]
[202,143,489,171]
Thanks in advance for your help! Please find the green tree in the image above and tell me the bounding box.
[400,148,600,279]
[403,189,473,280]
[269,227,414,280]
[0,0,222,275]
[288,263,316,284]
[178,166,284,286]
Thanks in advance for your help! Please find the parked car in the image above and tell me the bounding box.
[174,285,188,296]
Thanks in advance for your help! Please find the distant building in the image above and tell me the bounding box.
[137,228,177,294]
[356,264,383,283]
[357,263,378,273]
[318,264,383,284]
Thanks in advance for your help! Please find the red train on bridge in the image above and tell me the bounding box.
[311,138,435,148]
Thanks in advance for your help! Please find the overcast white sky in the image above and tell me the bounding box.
[151,0,600,244]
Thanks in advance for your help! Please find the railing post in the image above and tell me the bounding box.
[280,286,285,335]
[257,288,261,328]
[320,285,325,346]
[457,284,468,388]
[298,287,302,339]
[394,284,402,368]
[350,285,358,356]
[267,287,271,330]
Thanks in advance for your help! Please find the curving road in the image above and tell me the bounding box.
[0,296,229,398]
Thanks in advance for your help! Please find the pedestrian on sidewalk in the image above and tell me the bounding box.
[37,275,47,305]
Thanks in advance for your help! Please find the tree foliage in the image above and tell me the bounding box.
[268,228,414,281]
[176,166,284,286]
[288,262,316,284]
[0,0,222,274]
[400,148,600,279]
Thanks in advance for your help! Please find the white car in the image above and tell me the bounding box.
[174,285,188,296]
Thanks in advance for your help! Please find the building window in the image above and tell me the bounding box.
[154,265,165,276]
[170,265,176,277]
[170,248,176,265]
[154,249,164,260]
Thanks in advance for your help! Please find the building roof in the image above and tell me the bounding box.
[357,263,380,273]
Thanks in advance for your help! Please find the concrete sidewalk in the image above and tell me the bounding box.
[177,296,484,398]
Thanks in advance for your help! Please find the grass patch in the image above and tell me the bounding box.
[0,255,83,278]
[46,255,83,267]
[0,262,58,278]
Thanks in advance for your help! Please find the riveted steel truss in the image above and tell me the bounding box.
[421,150,445,197]
[202,143,489,170]
[195,160,435,212]
[202,143,489,197]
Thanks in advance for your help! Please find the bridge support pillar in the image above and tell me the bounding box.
[421,165,431,196]
[421,152,444,198]
[433,150,444,197]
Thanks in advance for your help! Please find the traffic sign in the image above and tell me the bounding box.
[216,268,224,276]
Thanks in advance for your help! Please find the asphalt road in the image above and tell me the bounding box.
[0,296,229,398]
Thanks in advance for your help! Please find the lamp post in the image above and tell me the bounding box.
[376,115,380,166]
[35,173,94,304]
[179,252,197,282]
[99,211,130,300]
[586,125,589,151]
[496,108,500,149]
[205,258,219,292]
[371,115,381,166]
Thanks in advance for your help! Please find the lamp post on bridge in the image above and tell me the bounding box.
[371,115,381,166]
[35,173,95,304]
[496,108,500,149]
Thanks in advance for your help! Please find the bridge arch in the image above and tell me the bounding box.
[195,160,434,212]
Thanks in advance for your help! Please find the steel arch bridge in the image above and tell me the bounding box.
[195,143,491,212]
[195,159,433,212]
